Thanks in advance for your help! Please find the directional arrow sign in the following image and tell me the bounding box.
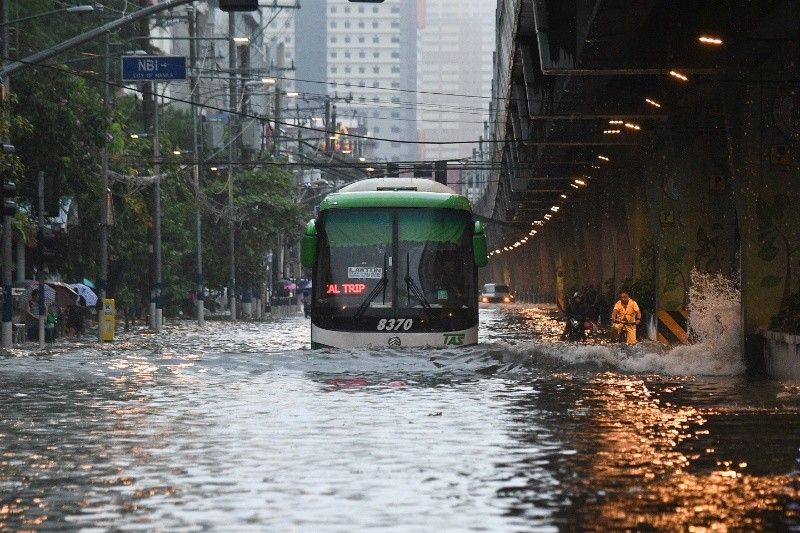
[121,55,187,81]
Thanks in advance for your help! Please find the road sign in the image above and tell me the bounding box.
[121,56,187,81]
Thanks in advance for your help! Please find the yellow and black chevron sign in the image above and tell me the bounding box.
[657,309,688,345]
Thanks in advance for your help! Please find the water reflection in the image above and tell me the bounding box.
[494,373,800,530]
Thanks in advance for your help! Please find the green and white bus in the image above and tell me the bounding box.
[301,177,488,349]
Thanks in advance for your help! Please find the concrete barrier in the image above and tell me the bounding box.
[764,331,800,379]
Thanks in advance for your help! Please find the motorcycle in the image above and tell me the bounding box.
[565,315,586,342]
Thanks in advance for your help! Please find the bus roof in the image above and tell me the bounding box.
[319,178,471,212]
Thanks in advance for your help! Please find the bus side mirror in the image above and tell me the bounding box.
[301,219,317,268]
[473,221,488,267]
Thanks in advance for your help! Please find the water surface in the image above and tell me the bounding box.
[1,305,798,531]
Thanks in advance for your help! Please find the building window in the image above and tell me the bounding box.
[391,6,399,13]
[391,126,401,133]
[358,21,364,28]
[391,112,400,118]
[372,21,379,28]
[330,6,336,13]
[344,51,351,58]
[391,21,399,28]
[373,36,379,43]
[330,21,336,28]
[358,6,364,13]
[344,36,351,43]
[330,36,337,43]
[330,51,337,58]
[373,66,380,74]
[391,36,400,43]
[358,36,364,43]
[373,126,380,133]
[391,81,400,88]
[358,66,365,73]
[344,6,350,13]
[359,51,365,58]
[345,67,351,73]
[373,97,380,103]
[373,6,379,13]
[373,51,379,58]
[331,66,337,73]
[344,21,350,28]
[391,66,400,73]
[391,51,400,58]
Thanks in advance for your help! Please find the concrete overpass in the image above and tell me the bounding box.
[479,0,800,372]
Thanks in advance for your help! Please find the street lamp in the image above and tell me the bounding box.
[0,5,95,26]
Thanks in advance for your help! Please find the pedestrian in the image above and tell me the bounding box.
[65,296,87,336]
[26,289,46,341]
[610,291,641,345]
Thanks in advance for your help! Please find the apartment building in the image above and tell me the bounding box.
[325,0,418,162]
[417,0,495,162]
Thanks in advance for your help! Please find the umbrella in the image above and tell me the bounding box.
[70,283,98,307]
[44,281,79,307]
[18,281,56,307]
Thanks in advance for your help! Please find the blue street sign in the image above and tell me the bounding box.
[121,56,187,81]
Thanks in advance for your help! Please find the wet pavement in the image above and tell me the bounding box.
[1,305,799,531]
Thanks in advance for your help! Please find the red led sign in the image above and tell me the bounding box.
[326,283,367,295]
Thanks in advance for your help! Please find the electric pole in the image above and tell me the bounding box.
[227,12,237,321]
[189,7,204,326]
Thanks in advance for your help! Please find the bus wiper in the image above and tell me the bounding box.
[353,253,388,321]
[405,253,432,311]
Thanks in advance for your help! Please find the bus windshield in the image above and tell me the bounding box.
[315,208,476,316]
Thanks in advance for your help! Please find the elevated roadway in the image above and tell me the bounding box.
[481,0,800,372]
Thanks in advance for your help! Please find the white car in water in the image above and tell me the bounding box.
[480,283,514,304]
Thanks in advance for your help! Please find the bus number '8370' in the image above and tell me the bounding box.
[377,318,413,331]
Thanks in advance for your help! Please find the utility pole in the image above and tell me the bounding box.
[331,103,337,152]
[36,172,44,349]
[189,7,204,327]
[98,33,110,339]
[151,81,162,331]
[227,12,237,321]
[274,80,281,156]
[324,97,330,155]
[1,0,12,347]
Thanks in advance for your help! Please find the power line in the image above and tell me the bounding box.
[7,57,522,146]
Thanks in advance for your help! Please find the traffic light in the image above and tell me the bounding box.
[40,227,57,258]
[219,0,259,12]
[434,160,447,185]
[0,180,17,217]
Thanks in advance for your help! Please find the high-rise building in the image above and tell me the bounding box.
[417,0,495,162]
[325,0,418,162]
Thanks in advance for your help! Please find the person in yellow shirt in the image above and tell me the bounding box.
[610,291,641,345]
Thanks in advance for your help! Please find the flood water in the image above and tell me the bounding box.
[1,305,799,531]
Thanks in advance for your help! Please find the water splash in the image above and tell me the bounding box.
[506,269,744,376]
[647,313,658,341]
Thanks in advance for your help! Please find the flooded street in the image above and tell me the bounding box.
[1,305,799,531]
